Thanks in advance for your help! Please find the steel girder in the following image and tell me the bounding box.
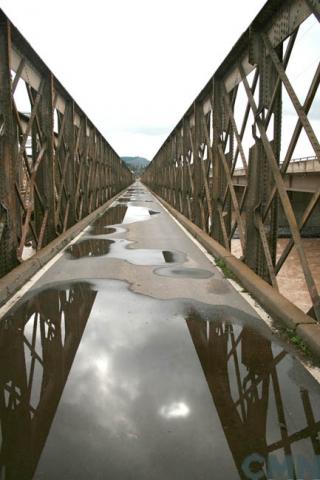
[143,0,320,321]
[0,10,133,278]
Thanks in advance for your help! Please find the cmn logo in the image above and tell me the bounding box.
[241,453,320,479]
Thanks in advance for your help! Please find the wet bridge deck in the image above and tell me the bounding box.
[1,182,320,479]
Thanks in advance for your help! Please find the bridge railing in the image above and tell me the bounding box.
[288,155,319,164]
[234,155,319,173]
[0,10,133,279]
[143,0,320,321]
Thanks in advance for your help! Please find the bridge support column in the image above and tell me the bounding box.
[192,101,203,229]
[212,79,231,247]
[244,31,281,284]
[34,73,56,246]
[0,17,20,276]
[63,100,76,228]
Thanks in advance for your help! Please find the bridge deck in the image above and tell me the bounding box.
[1,182,320,479]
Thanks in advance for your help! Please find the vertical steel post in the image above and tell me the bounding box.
[0,15,19,276]
[244,30,280,282]
[35,72,56,244]
[193,101,202,228]
[212,79,230,245]
[64,100,76,228]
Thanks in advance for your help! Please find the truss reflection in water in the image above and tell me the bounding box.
[67,239,114,258]
[90,205,128,234]
[1,285,320,479]
[0,282,96,480]
[186,311,320,479]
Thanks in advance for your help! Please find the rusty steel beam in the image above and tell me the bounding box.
[0,9,133,278]
[142,0,320,322]
[0,16,20,277]
[0,186,128,308]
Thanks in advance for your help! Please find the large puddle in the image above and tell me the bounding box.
[1,280,320,479]
[122,205,159,224]
[66,238,186,265]
[67,239,115,257]
[68,202,178,266]
[116,197,131,203]
[91,204,128,231]
[90,205,159,235]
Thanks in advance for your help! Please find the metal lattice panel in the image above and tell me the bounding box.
[0,11,133,277]
[143,0,320,321]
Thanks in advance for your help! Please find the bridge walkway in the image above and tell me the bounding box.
[1,181,320,479]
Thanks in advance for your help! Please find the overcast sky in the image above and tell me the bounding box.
[0,0,271,159]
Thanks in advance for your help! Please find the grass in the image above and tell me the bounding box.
[214,257,238,281]
[281,327,312,356]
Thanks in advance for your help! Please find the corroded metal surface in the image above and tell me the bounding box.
[0,10,133,279]
[143,0,320,321]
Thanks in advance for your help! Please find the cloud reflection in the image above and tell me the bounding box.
[160,402,190,419]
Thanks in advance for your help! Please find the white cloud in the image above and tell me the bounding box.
[1,0,268,158]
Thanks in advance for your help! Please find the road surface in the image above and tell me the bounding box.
[1,182,320,479]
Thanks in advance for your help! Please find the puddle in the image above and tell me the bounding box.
[90,205,159,231]
[1,279,320,479]
[90,226,117,236]
[160,251,183,263]
[154,267,214,279]
[122,206,159,224]
[0,282,97,479]
[106,248,185,266]
[92,205,128,230]
[67,239,114,258]
[66,238,186,265]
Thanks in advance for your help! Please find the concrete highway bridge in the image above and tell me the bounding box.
[233,155,320,236]
[234,155,320,193]
[0,1,320,479]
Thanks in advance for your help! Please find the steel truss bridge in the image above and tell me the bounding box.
[0,10,133,280]
[0,1,320,477]
[143,0,320,322]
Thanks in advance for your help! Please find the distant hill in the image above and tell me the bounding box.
[121,156,150,176]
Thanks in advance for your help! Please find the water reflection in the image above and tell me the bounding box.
[160,251,184,263]
[90,205,128,234]
[1,282,320,479]
[89,205,159,235]
[186,310,320,479]
[117,197,131,203]
[90,226,116,236]
[67,239,114,258]
[0,283,96,480]
[122,206,155,224]
[160,402,190,419]
[66,237,186,265]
